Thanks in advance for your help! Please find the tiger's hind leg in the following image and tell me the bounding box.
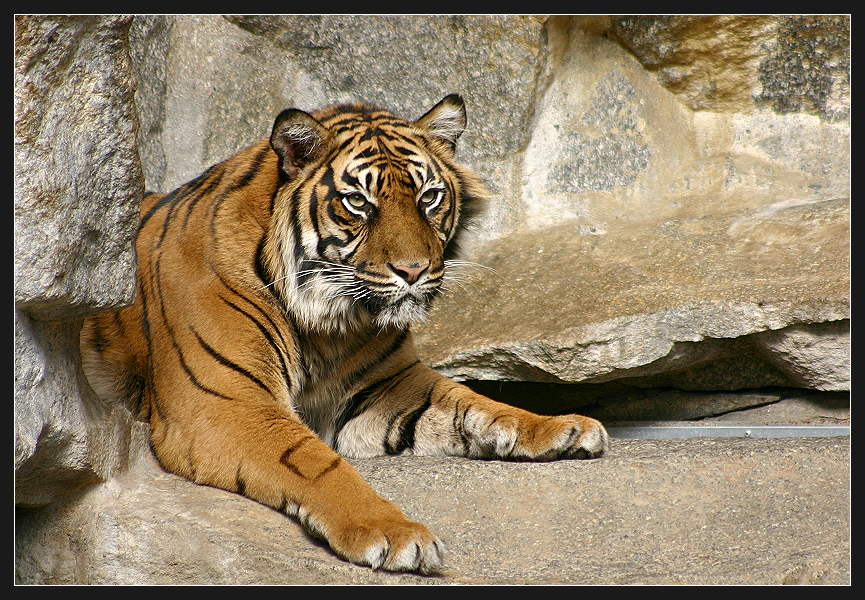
[334,362,608,461]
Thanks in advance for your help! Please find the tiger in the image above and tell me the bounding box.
[80,94,608,574]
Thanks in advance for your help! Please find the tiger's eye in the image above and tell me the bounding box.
[344,193,367,208]
[419,189,441,206]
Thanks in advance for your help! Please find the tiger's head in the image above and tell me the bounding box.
[263,95,489,332]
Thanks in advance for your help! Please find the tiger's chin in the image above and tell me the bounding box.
[288,288,433,333]
[370,296,432,329]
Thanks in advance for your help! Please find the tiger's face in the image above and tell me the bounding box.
[265,95,487,332]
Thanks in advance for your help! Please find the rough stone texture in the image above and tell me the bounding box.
[14,15,143,506]
[610,15,850,120]
[15,435,850,585]
[752,320,850,391]
[127,15,173,192]
[131,15,544,199]
[14,313,140,508]
[14,15,143,319]
[711,391,849,424]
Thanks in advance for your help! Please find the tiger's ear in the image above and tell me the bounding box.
[415,94,467,152]
[270,109,332,180]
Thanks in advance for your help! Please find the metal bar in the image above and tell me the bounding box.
[606,423,850,439]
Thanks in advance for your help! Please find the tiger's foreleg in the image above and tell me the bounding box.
[334,363,609,460]
[147,391,445,573]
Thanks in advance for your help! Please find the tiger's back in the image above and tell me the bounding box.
[81,143,286,421]
[81,96,608,574]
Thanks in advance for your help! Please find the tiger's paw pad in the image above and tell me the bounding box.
[336,519,445,574]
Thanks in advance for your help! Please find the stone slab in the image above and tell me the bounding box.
[15,435,850,585]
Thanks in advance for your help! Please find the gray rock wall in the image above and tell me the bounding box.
[14,15,143,507]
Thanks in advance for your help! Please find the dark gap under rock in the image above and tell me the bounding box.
[463,380,850,424]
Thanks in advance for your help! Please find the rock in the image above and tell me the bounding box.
[610,15,850,120]
[14,15,143,320]
[127,16,173,192]
[14,314,140,509]
[131,15,545,195]
[711,390,849,424]
[752,320,850,390]
[14,15,143,505]
[15,436,851,585]
[414,198,849,389]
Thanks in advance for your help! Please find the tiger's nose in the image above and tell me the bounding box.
[388,261,430,284]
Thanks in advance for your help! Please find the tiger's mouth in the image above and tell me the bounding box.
[292,259,442,328]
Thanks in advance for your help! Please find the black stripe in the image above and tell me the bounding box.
[332,387,376,442]
[177,165,215,195]
[137,276,164,420]
[453,397,471,455]
[218,293,292,392]
[145,377,166,422]
[290,186,308,282]
[340,171,361,188]
[314,457,341,481]
[139,193,174,231]
[129,374,147,419]
[280,436,315,478]
[183,168,224,228]
[236,144,272,189]
[326,200,353,227]
[333,358,419,440]
[346,328,409,389]
[253,233,276,291]
[387,390,433,455]
[192,327,273,396]
[316,233,351,256]
[325,114,368,130]
[310,166,336,238]
[88,320,109,352]
[235,463,246,495]
[112,310,126,337]
[157,190,189,247]
[152,259,234,401]
[207,188,232,236]
[205,147,271,235]
[211,263,290,350]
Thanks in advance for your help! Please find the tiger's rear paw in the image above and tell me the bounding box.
[332,517,446,574]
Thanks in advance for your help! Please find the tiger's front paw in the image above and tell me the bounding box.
[330,515,446,574]
[476,412,609,461]
[529,414,609,461]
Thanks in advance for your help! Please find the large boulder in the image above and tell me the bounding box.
[14,15,142,319]
[14,15,143,506]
